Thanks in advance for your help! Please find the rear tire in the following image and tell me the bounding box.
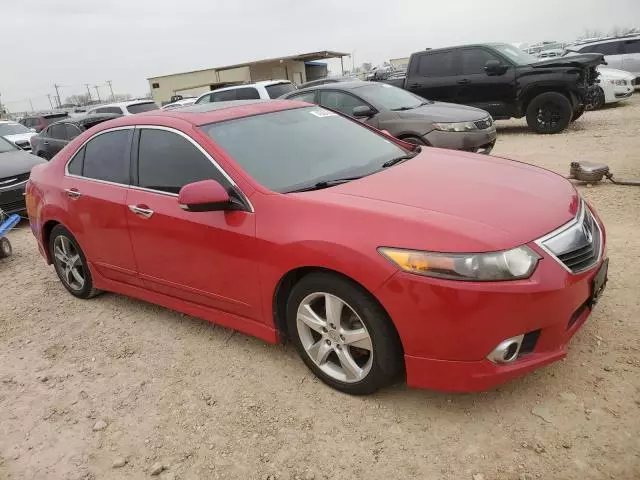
[48,225,101,299]
[0,238,12,258]
[591,87,606,110]
[400,136,426,146]
[286,272,403,395]
[526,92,572,134]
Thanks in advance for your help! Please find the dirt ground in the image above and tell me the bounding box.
[1,96,640,480]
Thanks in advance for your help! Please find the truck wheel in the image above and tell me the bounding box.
[526,92,572,134]
[591,87,606,110]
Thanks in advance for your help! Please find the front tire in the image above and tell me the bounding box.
[0,237,12,258]
[48,225,101,299]
[526,92,572,134]
[286,272,403,395]
[400,135,426,146]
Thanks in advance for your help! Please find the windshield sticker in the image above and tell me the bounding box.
[310,109,337,118]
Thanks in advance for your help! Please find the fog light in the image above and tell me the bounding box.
[487,334,524,364]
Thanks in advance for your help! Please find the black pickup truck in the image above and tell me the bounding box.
[383,43,605,134]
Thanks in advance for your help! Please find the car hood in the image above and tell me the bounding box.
[307,149,578,252]
[3,132,36,143]
[597,66,636,80]
[0,149,46,177]
[532,53,605,68]
[395,101,489,122]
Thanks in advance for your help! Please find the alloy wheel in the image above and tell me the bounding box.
[536,103,562,129]
[296,292,373,383]
[53,235,85,291]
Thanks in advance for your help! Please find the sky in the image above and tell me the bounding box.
[2,0,639,112]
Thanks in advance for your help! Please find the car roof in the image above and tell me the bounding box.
[50,113,122,126]
[96,99,311,128]
[573,34,640,46]
[289,80,370,93]
[88,100,156,109]
[208,80,292,94]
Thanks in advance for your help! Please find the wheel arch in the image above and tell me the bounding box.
[520,85,575,114]
[272,266,403,356]
[42,219,63,263]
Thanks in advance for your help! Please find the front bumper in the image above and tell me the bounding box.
[375,245,607,392]
[424,127,497,155]
[0,182,27,214]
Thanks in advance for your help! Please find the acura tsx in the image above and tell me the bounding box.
[26,100,608,394]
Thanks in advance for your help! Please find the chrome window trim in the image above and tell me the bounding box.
[63,124,254,212]
[535,200,602,274]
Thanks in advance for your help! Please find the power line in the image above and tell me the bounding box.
[85,84,93,103]
[46,94,54,109]
[53,84,62,108]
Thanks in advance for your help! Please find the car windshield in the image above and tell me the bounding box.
[355,83,427,110]
[493,44,539,65]
[0,123,32,136]
[0,136,18,153]
[265,83,296,99]
[202,106,409,193]
[127,102,158,114]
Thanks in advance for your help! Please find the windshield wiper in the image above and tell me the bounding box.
[382,146,421,168]
[285,176,364,193]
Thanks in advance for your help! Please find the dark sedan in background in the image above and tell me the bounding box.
[0,137,45,215]
[281,81,497,153]
[30,113,121,160]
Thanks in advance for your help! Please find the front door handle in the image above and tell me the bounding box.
[128,204,154,219]
[409,83,420,88]
[43,141,49,145]
[457,79,471,85]
[64,188,81,199]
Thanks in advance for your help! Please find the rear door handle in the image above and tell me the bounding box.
[64,188,81,199]
[128,205,154,219]
[409,83,421,88]
[457,79,471,85]
[43,141,49,145]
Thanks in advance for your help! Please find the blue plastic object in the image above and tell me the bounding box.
[0,214,20,237]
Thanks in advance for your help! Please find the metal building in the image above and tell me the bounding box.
[148,50,348,104]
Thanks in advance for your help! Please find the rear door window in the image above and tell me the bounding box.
[212,89,237,102]
[623,40,640,54]
[65,124,83,140]
[288,91,317,103]
[136,128,230,194]
[234,87,261,100]
[82,129,132,184]
[417,51,457,77]
[126,102,158,114]
[50,124,67,140]
[580,41,623,55]
[265,82,296,98]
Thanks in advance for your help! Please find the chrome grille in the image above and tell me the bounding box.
[0,173,30,189]
[474,117,494,130]
[537,201,602,274]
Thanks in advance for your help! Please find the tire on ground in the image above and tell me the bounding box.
[525,91,573,134]
[285,271,403,395]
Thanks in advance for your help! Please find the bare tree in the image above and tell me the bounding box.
[112,93,132,102]
[64,94,92,106]
[578,29,604,40]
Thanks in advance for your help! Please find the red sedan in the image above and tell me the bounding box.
[26,100,608,395]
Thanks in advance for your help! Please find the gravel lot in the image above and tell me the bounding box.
[1,96,639,480]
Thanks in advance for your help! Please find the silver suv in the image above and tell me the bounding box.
[570,35,640,82]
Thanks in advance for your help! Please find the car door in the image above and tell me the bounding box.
[406,50,460,102]
[317,90,380,127]
[455,47,516,117]
[61,127,141,286]
[40,124,68,159]
[125,126,260,320]
[621,39,640,75]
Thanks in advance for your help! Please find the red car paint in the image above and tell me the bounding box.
[26,101,607,392]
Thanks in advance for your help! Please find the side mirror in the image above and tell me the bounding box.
[178,179,232,212]
[484,60,507,76]
[352,105,375,118]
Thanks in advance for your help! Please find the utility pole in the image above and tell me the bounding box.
[53,84,62,108]
[46,94,54,109]
[29,98,34,112]
[106,80,115,101]
[93,85,102,102]
[85,84,93,103]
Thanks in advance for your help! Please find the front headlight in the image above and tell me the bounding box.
[432,121,478,132]
[378,246,539,281]
[613,79,627,86]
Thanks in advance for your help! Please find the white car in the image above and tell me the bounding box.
[194,80,296,104]
[594,67,635,108]
[86,100,159,116]
[0,121,37,152]
[569,35,640,81]
[160,98,197,110]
